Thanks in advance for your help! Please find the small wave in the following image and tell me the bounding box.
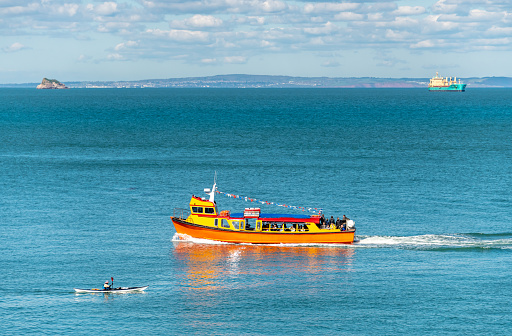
[463,232,512,238]
[355,233,512,251]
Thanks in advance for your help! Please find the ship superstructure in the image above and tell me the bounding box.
[429,72,466,91]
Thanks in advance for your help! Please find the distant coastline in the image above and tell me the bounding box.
[2,74,512,88]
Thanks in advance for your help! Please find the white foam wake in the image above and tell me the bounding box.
[171,233,512,250]
[171,233,229,245]
[356,234,512,250]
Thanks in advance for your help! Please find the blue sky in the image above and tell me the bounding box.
[1,0,511,83]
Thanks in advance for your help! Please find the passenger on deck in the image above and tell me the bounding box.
[319,214,326,229]
[336,217,342,229]
[272,223,278,231]
[341,215,348,231]
[329,216,335,229]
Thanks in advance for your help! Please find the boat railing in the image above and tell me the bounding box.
[173,208,190,220]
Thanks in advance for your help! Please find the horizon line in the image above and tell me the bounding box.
[3,73,512,85]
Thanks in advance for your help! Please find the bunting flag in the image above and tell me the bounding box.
[216,190,322,214]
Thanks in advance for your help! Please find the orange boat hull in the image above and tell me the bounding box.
[171,217,355,244]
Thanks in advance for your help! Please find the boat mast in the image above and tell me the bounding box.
[207,172,217,202]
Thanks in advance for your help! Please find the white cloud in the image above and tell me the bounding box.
[385,29,412,41]
[97,22,133,33]
[235,16,266,25]
[410,40,436,48]
[487,26,512,37]
[171,14,223,29]
[89,2,118,16]
[0,3,40,16]
[77,54,92,62]
[467,9,504,21]
[3,42,26,52]
[115,40,138,51]
[304,3,360,15]
[224,56,246,63]
[44,3,79,17]
[146,28,210,43]
[188,14,223,27]
[334,12,364,21]
[260,40,274,47]
[2,0,512,80]
[201,58,217,64]
[422,15,460,33]
[140,0,288,15]
[321,60,340,67]
[260,0,287,13]
[168,29,210,42]
[304,21,336,35]
[107,53,124,60]
[393,6,426,16]
[431,0,458,14]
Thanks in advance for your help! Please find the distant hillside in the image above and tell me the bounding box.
[468,77,512,87]
[2,75,512,88]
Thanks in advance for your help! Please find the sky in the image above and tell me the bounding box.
[1,0,511,83]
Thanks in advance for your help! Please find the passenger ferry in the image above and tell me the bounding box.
[171,181,356,244]
[428,72,466,91]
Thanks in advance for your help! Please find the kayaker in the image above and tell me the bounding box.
[103,280,111,290]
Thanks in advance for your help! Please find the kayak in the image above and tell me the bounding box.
[74,286,148,293]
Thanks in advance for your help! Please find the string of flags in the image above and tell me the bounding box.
[216,190,323,214]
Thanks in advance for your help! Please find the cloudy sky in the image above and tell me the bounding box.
[1,0,511,83]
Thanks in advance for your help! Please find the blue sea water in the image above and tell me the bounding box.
[1,88,512,335]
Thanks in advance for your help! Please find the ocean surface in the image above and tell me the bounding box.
[1,88,512,335]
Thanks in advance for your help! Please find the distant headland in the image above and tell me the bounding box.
[36,78,68,89]
[2,75,512,89]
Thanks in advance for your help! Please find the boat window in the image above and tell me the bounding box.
[214,219,218,227]
[232,220,240,230]
[262,222,270,231]
[245,219,254,230]
[204,207,215,214]
[256,221,261,231]
[192,207,203,213]
[221,219,230,229]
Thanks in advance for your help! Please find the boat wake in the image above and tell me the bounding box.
[172,232,512,251]
[356,233,512,251]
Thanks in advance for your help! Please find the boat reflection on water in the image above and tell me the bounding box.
[171,239,355,292]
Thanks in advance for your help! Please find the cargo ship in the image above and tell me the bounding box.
[171,180,356,244]
[428,72,466,91]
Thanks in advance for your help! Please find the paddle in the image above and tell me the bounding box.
[111,277,114,289]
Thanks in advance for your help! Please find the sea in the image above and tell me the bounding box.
[1,88,512,335]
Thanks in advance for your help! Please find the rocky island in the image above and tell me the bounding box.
[36,78,68,89]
